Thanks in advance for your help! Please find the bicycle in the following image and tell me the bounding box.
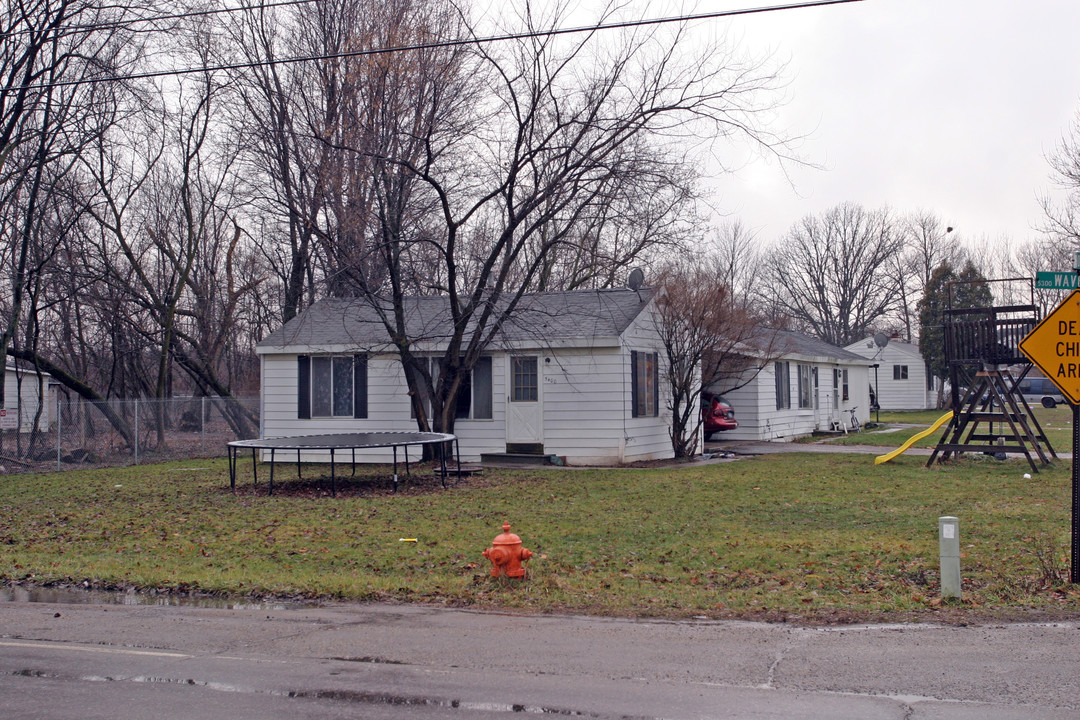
[847,406,860,432]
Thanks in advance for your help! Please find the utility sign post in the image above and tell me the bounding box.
[1019,286,1080,582]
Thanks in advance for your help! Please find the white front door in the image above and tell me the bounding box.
[506,355,543,447]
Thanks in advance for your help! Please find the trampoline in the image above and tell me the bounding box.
[226,431,460,495]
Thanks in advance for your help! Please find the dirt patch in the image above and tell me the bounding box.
[227,464,489,498]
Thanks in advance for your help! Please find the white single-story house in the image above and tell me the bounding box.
[3,362,57,432]
[844,336,942,410]
[709,331,872,442]
[255,288,677,465]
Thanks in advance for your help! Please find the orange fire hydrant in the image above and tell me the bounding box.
[482,521,533,579]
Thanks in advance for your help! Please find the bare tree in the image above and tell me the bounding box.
[711,219,765,309]
[889,211,963,341]
[1041,105,1080,247]
[766,203,903,347]
[654,259,775,458]
[0,1,145,410]
[224,0,469,323]
[1017,236,1073,316]
[355,0,791,438]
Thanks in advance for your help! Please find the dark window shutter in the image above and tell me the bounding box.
[651,352,659,417]
[297,355,310,419]
[353,354,368,418]
[630,350,640,418]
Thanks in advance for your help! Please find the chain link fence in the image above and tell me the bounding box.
[0,396,259,474]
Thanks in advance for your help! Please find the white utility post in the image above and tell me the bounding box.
[939,516,961,599]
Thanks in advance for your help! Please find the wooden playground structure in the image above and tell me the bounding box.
[926,278,1057,473]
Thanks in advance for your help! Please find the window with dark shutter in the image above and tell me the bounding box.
[299,354,366,419]
[631,351,658,417]
[775,361,790,410]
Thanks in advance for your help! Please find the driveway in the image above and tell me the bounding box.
[706,436,934,457]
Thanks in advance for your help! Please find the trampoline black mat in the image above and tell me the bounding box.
[226,432,459,495]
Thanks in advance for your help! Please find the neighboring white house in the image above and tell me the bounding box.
[255,288,676,465]
[3,362,57,432]
[844,336,941,411]
[709,331,872,442]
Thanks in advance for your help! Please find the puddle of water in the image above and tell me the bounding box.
[0,585,293,611]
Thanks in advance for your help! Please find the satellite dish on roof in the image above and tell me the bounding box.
[873,332,890,348]
[627,267,645,291]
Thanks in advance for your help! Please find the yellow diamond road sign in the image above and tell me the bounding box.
[1019,288,1080,405]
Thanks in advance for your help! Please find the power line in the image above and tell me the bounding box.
[21,0,862,91]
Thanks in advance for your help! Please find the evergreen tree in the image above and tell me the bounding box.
[917,260,992,404]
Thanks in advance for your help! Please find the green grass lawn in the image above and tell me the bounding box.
[1,454,1078,621]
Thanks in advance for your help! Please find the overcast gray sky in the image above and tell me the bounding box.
[704,0,1080,247]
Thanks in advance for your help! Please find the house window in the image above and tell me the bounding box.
[926,361,934,391]
[775,361,790,410]
[893,364,909,381]
[413,356,494,420]
[470,356,494,419]
[797,364,813,409]
[512,356,539,402]
[455,356,493,419]
[631,350,659,417]
[297,354,367,419]
[842,368,849,401]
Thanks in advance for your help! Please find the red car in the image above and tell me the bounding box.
[701,393,737,439]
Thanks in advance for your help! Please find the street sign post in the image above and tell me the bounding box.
[1035,271,1080,290]
[1019,287,1080,582]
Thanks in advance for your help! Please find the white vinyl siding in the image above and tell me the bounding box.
[259,332,674,464]
[844,339,939,410]
[709,355,871,442]
[262,353,506,463]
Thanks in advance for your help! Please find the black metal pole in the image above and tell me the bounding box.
[1073,402,1080,583]
[874,364,880,424]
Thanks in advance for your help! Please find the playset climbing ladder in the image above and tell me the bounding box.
[926,278,1057,473]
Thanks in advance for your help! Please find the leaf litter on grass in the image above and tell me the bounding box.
[0,454,1077,622]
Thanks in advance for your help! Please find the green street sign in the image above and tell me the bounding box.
[1036,271,1080,290]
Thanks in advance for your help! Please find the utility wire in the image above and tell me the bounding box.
[20,0,861,91]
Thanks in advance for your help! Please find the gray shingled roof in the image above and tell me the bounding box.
[257,288,655,351]
[773,330,871,363]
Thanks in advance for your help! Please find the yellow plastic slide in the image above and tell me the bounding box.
[874,411,954,465]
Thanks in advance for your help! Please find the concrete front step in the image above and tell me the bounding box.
[480,452,565,466]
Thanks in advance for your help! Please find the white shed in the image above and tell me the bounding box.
[3,363,56,432]
[255,288,675,465]
[844,336,941,410]
[709,331,873,441]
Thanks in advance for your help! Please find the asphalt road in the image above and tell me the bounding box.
[2,599,1079,719]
